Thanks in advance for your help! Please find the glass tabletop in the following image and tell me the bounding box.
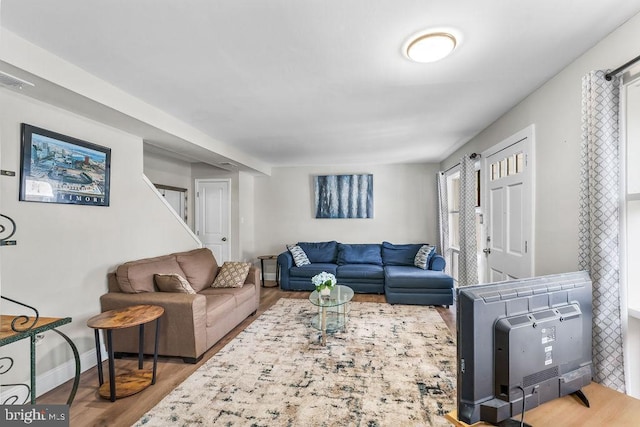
[309,284,354,307]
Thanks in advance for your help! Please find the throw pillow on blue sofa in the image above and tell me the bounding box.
[337,243,383,265]
[414,244,435,269]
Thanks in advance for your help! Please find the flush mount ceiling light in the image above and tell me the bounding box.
[405,32,457,63]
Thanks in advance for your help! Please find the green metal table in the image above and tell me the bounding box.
[0,313,80,405]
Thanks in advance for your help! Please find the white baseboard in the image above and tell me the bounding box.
[263,272,277,281]
[0,346,105,403]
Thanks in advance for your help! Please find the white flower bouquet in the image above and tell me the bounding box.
[311,271,336,294]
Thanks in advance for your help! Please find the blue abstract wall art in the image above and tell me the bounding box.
[314,174,373,219]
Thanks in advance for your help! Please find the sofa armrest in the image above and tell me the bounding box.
[277,251,293,290]
[278,251,293,269]
[245,266,260,286]
[245,265,261,308]
[429,254,446,271]
[99,291,208,359]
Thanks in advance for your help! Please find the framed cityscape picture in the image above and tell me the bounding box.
[19,123,111,206]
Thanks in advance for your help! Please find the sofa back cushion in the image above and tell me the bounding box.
[297,241,338,263]
[337,243,382,265]
[381,241,424,266]
[174,248,218,292]
[116,255,186,293]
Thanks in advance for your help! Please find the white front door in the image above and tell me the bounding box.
[482,125,534,282]
[195,179,231,263]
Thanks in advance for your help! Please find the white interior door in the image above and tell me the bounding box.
[482,125,534,282]
[195,179,230,263]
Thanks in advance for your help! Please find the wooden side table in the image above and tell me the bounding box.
[87,304,164,401]
[258,255,279,287]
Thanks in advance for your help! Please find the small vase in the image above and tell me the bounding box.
[319,287,331,297]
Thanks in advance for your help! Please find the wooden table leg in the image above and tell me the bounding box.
[260,258,266,287]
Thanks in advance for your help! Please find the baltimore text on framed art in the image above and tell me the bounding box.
[19,124,111,206]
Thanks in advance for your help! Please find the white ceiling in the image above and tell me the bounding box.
[2,1,640,169]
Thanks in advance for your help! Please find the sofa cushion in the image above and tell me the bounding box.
[289,263,338,279]
[287,244,311,267]
[175,248,218,292]
[116,255,186,293]
[381,242,424,266]
[414,245,435,270]
[298,241,338,263]
[154,273,196,294]
[337,264,384,279]
[337,243,382,265]
[384,266,454,290]
[212,262,251,288]
[200,284,255,307]
[203,293,236,327]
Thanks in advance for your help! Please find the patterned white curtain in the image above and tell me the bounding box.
[437,172,450,275]
[458,156,478,286]
[578,70,625,391]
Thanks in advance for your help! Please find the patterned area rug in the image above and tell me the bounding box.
[134,298,456,426]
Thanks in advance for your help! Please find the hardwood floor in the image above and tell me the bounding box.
[39,282,456,427]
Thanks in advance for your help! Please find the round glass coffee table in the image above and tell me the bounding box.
[308,285,354,345]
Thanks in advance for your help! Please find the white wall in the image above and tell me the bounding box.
[440,12,640,395]
[628,316,640,397]
[0,89,200,395]
[253,163,440,258]
[239,171,256,263]
[441,12,640,277]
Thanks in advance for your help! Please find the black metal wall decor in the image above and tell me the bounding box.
[0,214,17,246]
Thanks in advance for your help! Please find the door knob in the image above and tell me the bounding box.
[483,248,491,254]
[221,237,227,242]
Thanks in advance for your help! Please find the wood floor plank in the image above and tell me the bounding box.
[38,282,456,427]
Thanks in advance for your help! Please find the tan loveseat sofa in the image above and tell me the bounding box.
[100,248,260,363]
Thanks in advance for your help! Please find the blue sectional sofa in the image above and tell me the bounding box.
[277,241,454,306]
